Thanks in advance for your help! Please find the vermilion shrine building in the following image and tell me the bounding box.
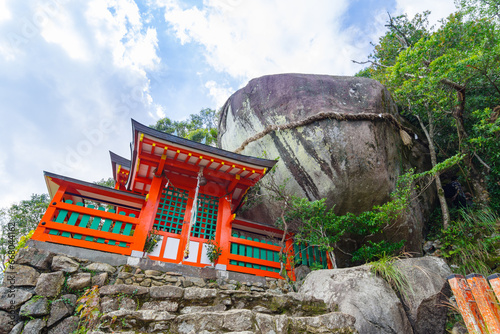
[32,120,330,279]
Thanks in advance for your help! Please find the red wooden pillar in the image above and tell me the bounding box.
[130,174,166,254]
[466,274,500,333]
[285,235,295,281]
[177,188,195,263]
[448,274,488,334]
[488,274,500,304]
[215,196,233,268]
[32,185,68,241]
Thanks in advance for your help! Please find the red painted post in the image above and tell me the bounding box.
[130,174,166,254]
[215,196,233,268]
[488,273,500,305]
[285,236,295,281]
[448,274,487,334]
[177,187,195,263]
[466,273,500,333]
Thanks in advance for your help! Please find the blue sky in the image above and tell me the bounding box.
[0,0,457,208]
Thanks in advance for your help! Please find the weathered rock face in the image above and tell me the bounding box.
[394,256,452,334]
[299,265,413,334]
[218,73,435,259]
[299,256,451,334]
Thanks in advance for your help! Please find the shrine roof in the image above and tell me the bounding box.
[43,171,145,210]
[131,119,276,169]
[110,151,131,170]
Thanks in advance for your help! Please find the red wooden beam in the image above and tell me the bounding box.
[226,263,284,279]
[49,202,139,224]
[32,185,68,241]
[49,178,144,207]
[38,221,136,243]
[228,253,281,269]
[229,236,282,252]
[35,233,133,255]
[138,150,257,187]
[232,219,288,236]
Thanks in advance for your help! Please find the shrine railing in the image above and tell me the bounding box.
[31,174,145,256]
[294,243,329,269]
[228,233,292,279]
[32,200,140,255]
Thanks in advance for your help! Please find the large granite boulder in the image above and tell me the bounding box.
[394,256,452,334]
[299,256,452,334]
[299,265,413,334]
[218,74,435,260]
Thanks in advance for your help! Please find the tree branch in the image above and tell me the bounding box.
[440,78,465,92]
[386,12,411,48]
[467,64,500,97]
[474,152,492,171]
[351,59,388,68]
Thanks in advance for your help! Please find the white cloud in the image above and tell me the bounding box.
[158,0,364,81]
[40,5,91,61]
[0,0,11,22]
[204,80,232,108]
[0,0,163,208]
[86,0,160,71]
[395,0,457,26]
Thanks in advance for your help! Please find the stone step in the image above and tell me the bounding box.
[94,283,357,333]
[99,284,330,317]
[97,309,357,334]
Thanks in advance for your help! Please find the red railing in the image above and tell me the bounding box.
[227,233,294,280]
[32,176,145,256]
[32,199,141,255]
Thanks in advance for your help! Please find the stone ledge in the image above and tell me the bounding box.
[27,240,268,285]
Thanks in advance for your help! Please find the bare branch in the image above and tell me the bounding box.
[474,152,492,171]
[385,12,411,48]
[440,78,466,92]
[351,59,389,68]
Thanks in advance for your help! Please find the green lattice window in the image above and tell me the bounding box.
[154,186,188,234]
[191,193,219,239]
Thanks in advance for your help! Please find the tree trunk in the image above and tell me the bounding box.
[441,79,490,204]
[417,113,451,229]
[328,250,337,269]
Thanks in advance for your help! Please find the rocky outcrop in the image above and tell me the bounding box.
[300,265,412,334]
[299,256,451,334]
[218,74,435,259]
[394,256,452,334]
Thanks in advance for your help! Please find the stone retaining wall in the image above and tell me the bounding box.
[0,241,357,334]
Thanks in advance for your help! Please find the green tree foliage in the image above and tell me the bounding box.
[435,207,500,276]
[0,194,49,270]
[469,107,500,212]
[456,0,500,21]
[283,155,464,266]
[150,108,218,146]
[285,170,415,266]
[358,4,500,215]
[94,177,115,188]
